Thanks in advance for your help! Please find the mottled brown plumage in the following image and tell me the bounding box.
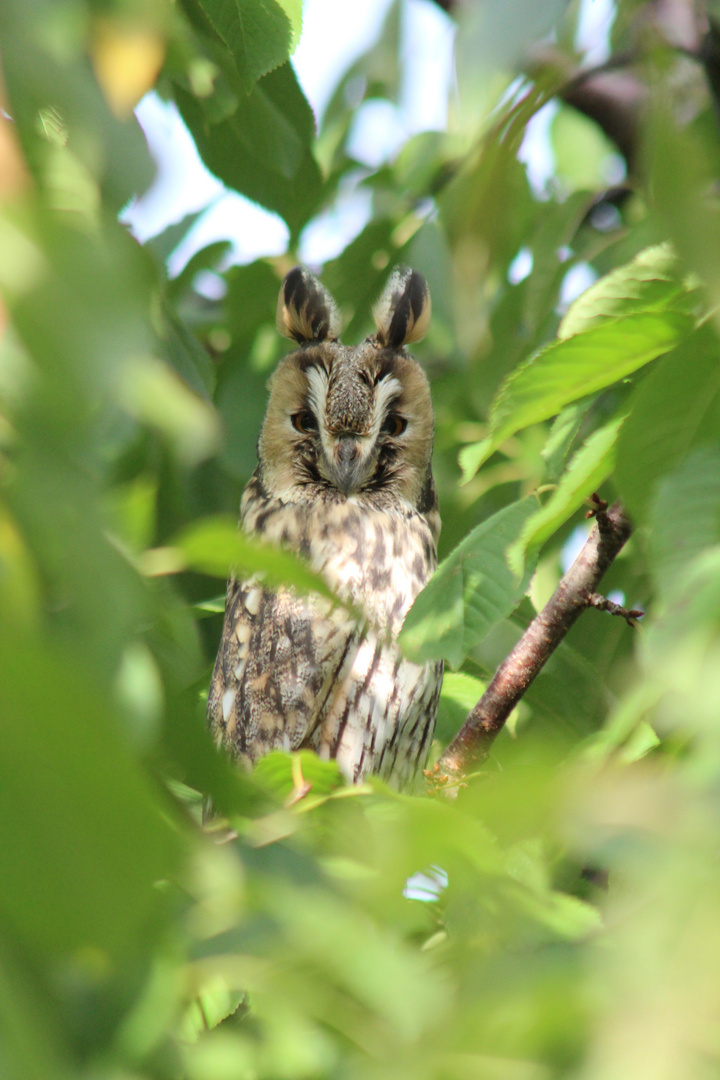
[208,266,442,787]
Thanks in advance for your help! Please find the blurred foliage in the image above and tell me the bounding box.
[1,0,720,1077]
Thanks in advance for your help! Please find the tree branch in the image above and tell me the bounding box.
[428,499,635,788]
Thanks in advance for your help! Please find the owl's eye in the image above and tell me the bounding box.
[382,413,407,437]
[292,410,318,434]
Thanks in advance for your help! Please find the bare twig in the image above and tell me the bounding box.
[428,499,634,787]
[587,592,644,627]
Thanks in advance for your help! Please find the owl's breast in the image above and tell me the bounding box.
[242,485,436,636]
[307,500,436,633]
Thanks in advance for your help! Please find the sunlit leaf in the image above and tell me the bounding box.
[558,242,698,340]
[508,413,626,575]
[253,750,345,802]
[90,20,166,118]
[462,310,691,479]
[197,0,302,93]
[552,104,621,193]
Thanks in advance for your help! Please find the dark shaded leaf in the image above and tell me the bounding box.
[615,327,720,520]
[0,638,179,959]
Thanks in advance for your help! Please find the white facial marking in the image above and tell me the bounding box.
[373,376,403,438]
[304,365,329,426]
[304,364,340,473]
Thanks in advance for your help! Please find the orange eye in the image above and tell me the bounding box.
[292,411,318,434]
[382,413,407,437]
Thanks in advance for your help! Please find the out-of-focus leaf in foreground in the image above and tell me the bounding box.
[163,516,336,602]
[0,637,179,959]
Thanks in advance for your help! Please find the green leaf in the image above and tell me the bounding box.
[400,498,538,668]
[166,239,231,304]
[648,445,720,603]
[551,104,621,193]
[436,671,486,745]
[458,437,494,484]
[541,402,589,482]
[0,941,71,1080]
[145,208,208,268]
[0,638,179,959]
[160,300,217,399]
[175,63,321,237]
[582,684,663,763]
[462,310,692,479]
[223,259,281,343]
[194,594,226,615]
[508,414,626,575]
[558,242,697,340]
[198,0,302,93]
[253,750,345,802]
[646,91,720,312]
[0,0,154,212]
[615,326,720,520]
[514,887,602,941]
[120,356,219,466]
[172,516,336,601]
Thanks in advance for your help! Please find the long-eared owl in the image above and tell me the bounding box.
[207,266,443,788]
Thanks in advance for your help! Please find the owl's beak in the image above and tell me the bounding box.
[334,436,364,495]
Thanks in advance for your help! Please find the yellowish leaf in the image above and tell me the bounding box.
[91,21,165,119]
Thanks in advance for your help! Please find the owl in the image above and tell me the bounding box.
[207,265,443,788]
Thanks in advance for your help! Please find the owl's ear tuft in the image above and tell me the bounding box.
[276,266,341,344]
[372,267,431,349]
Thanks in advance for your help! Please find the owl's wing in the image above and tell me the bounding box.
[207,575,358,765]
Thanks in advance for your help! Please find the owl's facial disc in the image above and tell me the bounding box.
[296,358,417,496]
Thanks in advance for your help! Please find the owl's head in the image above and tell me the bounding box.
[258,266,435,513]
